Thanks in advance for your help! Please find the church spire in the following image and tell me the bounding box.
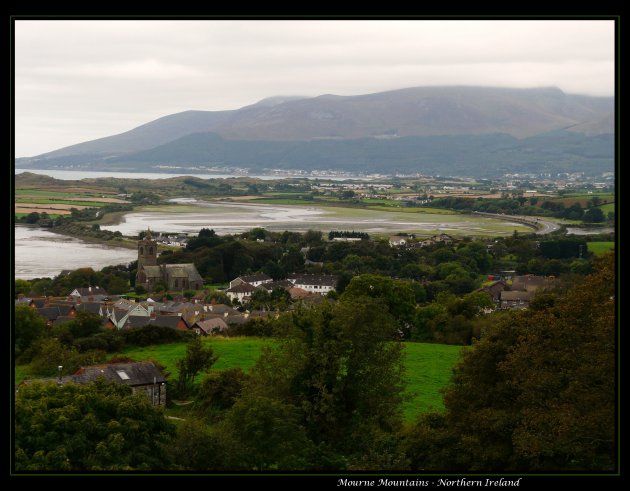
[145,227,152,240]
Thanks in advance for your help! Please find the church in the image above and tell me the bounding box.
[135,229,203,292]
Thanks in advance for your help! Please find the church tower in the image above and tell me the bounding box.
[137,228,157,269]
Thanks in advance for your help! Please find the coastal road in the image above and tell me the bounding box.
[472,212,561,235]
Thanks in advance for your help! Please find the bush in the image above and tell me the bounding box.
[73,331,125,353]
[121,325,192,347]
[196,368,248,413]
[226,319,275,337]
[29,338,107,377]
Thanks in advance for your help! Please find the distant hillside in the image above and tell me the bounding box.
[16,85,614,177]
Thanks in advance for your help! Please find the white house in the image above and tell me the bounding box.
[388,236,407,247]
[225,283,257,303]
[287,274,339,294]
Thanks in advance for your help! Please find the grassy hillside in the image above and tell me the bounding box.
[588,241,614,256]
[403,342,464,418]
[14,338,463,421]
[118,338,462,419]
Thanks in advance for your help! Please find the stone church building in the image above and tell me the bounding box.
[135,229,203,292]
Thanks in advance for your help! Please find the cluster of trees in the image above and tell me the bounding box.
[15,265,133,297]
[52,222,125,242]
[16,211,54,225]
[15,254,615,471]
[427,195,612,223]
[15,380,174,471]
[404,253,615,471]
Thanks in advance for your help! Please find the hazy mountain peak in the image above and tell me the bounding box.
[17,85,613,178]
[249,95,307,107]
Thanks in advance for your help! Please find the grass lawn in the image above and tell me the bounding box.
[119,338,462,420]
[587,241,614,256]
[14,365,29,384]
[15,213,62,219]
[115,337,275,379]
[14,338,463,421]
[597,203,615,214]
[403,343,463,420]
[16,198,108,207]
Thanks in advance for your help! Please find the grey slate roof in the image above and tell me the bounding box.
[257,280,293,292]
[500,291,534,302]
[227,283,257,293]
[122,315,187,330]
[30,298,47,308]
[165,264,203,283]
[142,265,163,278]
[152,315,188,330]
[288,274,339,287]
[75,302,103,315]
[71,286,108,296]
[224,314,247,325]
[193,317,229,334]
[237,273,271,283]
[36,306,63,321]
[71,362,166,386]
[206,304,236,314]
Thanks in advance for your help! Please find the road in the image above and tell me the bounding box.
[472,212,561,235]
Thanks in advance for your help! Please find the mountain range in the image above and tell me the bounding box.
[16,86,614,177]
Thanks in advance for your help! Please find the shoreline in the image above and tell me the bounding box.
[16,224,140,250]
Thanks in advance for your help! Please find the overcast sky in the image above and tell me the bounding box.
[15,20,614,157]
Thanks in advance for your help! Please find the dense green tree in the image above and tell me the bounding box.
[406,253,615,471]
[205,289,232,305]
[103,275,128,294]
[24,212,40,223]
[175,336,217,397]
[15,279,32,297]
[583,207,605,223]
[342,274,416,336]
[15,380,174,471]
[168,419,233,470]
[303,229,323,246]
[196,368,248,413]
[279,246,305,273]
[245,297,405,458]
[14,304,46,355]
[250,227,267,241]
[219,393,316,470]
[66,311,103,339]
[29,338,106,377]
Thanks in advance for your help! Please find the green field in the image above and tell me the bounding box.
[587,241,614,256]
[17,198,108,207]
[15,213,62,219]
[119,338,462,418]
[14,338,463,420]
[15,189,101,197]
[117,337,274,379]
[597,203,615,214]
[403,343,463,419]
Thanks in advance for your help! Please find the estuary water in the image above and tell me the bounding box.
[14,226,137,280]
[14,168,367,181]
